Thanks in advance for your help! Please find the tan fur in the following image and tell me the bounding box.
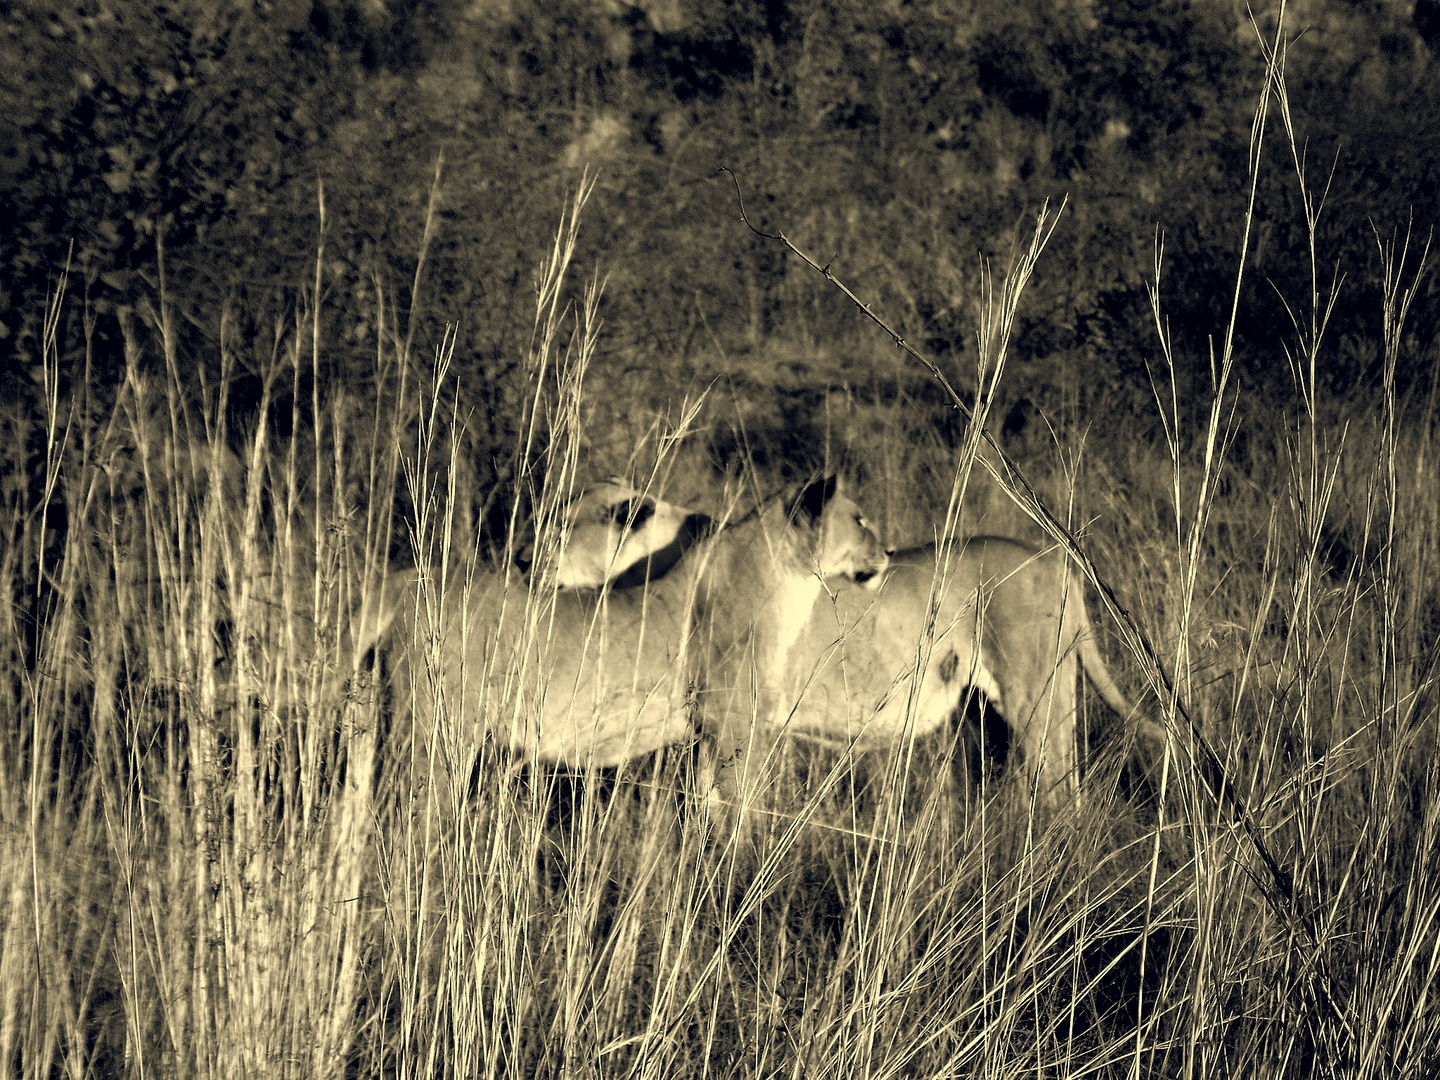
[778,537,1135,803]
[370,479,889,802]
[553,481,698,589]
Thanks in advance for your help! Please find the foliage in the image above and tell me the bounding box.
[4,12,1440,1068]
[4,0,1438,431]
[2,180,1439,1076]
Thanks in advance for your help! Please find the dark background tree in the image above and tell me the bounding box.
[3,0,1436,428]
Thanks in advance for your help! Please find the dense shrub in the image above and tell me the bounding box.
[5,0,1437,425]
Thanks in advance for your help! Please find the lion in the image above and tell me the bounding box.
[552,480,714,589]
[366,476,889,811]
[347,479,704,730]
[777,536,1139,804]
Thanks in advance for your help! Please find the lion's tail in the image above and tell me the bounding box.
[1077,613,1168,749]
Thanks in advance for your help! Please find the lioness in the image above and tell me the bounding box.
[375,477,888,804]
[553,480,713,589]
[778,537,1136,804]
[316,482,678,698]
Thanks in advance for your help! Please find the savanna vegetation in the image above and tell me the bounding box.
[2,0,1439,1076]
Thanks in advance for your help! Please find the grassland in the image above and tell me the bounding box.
[3,50,1439,1080]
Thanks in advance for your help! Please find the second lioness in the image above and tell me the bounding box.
[779,538,1137,803]
[349,480,691,681]
[553,480,713,589]
[384,477,888,796]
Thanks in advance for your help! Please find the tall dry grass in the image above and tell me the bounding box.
[2,12,1440,1080]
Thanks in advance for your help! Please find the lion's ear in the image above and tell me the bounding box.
[791,474,838,524]
[354,566,422,661]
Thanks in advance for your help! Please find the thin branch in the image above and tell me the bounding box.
[719,163,1301,958]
